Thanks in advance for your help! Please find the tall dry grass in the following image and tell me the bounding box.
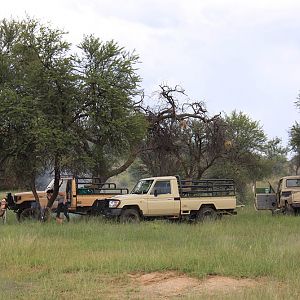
[1,207,300,299]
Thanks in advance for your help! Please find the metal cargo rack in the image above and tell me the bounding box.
[76,177,129,195]
[176,177,236,197]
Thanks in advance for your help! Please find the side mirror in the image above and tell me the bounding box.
[154,190,158,197]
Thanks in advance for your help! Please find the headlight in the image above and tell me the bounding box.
[109,200,120,208]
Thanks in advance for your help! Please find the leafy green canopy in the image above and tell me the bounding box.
[289,97,300,174]
[0,17,146,203]
[208,111,287,201]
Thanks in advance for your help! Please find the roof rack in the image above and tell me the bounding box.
[75,177,128,195]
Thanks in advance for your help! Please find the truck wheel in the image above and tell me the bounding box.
[19,208,38,222]
[285,202,295,216]
[16,211,22,222]
[196,206,217,222]
[120,209,141,223]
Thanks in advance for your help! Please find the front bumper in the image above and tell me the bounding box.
[103,208,122,218]
[6,193,17,210]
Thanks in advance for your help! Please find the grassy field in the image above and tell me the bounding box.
[1,207,300,299]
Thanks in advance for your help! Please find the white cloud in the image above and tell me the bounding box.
[1,0,300,145]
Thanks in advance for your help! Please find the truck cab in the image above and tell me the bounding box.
[106,176,181,218]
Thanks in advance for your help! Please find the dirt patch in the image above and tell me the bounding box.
[129,271,261,299]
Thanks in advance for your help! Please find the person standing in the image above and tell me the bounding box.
[46,189,70,222]
[0,198,7,224]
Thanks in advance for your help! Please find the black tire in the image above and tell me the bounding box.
[119,209,141,223]
[217,213,223,220]
[16,210,22,222]
[19,208,39,222]
[285,202,295,216]
[196,206,217,222]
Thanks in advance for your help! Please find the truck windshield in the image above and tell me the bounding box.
[131,180,154,194]
[45,179,66,192]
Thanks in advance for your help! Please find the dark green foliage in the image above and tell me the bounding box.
[289,110,300,174]
[288,95,300,174]
[290,122,300,150]
[0,17,147,203]
[207,111,287,202]
[74,36,147,181]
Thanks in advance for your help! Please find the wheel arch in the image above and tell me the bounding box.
[196,203,217,212]
[189,204,217,219]
[16,201,36,220]
[122,205,143,217]
[195,204,218,222]
[17,201,35,212]
[200,203,216,209]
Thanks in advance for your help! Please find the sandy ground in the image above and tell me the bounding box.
[127,271,262,299]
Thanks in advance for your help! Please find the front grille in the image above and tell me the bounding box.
[91,199,110,214]
[282,191,292,197]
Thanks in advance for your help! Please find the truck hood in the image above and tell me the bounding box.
[14,191,45,196]
[109,194,143,200]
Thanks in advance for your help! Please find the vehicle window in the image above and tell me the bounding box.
[286,179,300,187]
[59,179,67,193]
[151,181,171,195]
[131,180,154,194]
[45,179,65,192]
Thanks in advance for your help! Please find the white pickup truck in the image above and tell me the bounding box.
[101,176,237,222]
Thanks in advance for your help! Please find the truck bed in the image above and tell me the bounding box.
[181,195,236,211]
[178,178,235,198]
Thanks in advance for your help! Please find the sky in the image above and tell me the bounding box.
[1,0,300,148]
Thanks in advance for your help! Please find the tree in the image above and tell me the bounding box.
[208,111,287,201]
[0,18,62,203]
[139,85,225,178]
[264,137,288,176]
[289,95,300,175]
[0,17,147,207]
[289,122,300,174]
[73,36,147,182]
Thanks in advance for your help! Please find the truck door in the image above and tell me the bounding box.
[255,182,277,210]
[147,180,180,216]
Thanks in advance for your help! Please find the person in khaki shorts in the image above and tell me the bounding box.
[0,198,7,224]
[46,189,70,222]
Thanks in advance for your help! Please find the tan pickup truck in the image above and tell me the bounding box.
[101,176,237,222]
[6,176,128,221]
[255,175,300,214]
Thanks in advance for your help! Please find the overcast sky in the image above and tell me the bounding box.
[1,0,300,147]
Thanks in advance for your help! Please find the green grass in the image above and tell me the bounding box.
[1,207,300,299]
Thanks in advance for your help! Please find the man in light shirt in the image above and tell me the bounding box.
[46,189,70,222]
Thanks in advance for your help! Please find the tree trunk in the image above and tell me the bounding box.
[47,155,61,208]
[96,147,140,183]
[30,175,40,206]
